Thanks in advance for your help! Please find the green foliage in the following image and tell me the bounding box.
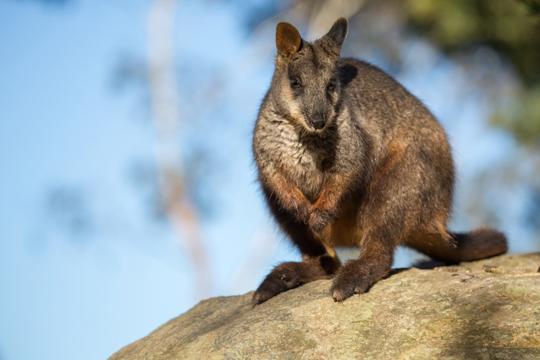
[403,0,540,144]
[521,0,540,14]
[493,86,540,144]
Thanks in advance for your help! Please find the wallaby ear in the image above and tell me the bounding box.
[323,17,348,48]
[276,22,302,57]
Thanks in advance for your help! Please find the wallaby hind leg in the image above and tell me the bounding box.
[252,253,340,305]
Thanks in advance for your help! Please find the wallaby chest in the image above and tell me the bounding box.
[259,120,331,201]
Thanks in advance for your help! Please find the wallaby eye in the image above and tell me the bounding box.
[327,78,337,93]
[290,77,302,90]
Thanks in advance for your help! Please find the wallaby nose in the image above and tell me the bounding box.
[311,114,326,129]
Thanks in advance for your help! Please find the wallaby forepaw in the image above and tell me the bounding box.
[252,262,304,305]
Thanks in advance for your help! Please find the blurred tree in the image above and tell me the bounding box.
[144,0,212,297]
[27,0,217,297]
[401,0,540,145]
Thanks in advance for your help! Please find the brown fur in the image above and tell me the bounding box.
[252,18,507,304]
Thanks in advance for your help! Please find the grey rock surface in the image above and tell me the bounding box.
[110,253,540,359]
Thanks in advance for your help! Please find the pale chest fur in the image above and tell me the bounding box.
[255,118,327,201]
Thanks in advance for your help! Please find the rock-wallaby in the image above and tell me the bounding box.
[252,18,507,304]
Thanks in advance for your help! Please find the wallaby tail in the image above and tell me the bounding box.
[406,228,508,264]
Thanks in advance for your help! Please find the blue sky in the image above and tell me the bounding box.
[0,1,291,358]
[1,1,205,359]
[0,1,537,359]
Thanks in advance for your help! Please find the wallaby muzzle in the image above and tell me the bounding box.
[310,113,326,130]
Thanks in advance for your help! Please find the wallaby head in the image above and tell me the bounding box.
[271,18,348,134]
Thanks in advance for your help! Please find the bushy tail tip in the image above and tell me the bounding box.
[450,228,507,262]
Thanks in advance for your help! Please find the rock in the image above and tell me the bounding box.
[110,253,540,359]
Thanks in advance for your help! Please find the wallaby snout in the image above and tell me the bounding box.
[310,112,327,130]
